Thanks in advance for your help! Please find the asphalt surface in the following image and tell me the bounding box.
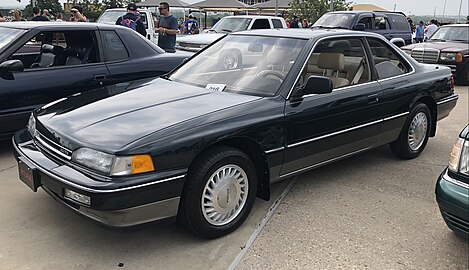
[0,86,467,270]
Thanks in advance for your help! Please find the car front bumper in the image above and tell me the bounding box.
[435,168,469,238]
[13,129,186,227]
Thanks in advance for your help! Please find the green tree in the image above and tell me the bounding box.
[290,0,351,24]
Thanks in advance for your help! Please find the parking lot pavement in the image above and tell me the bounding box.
[238,86,469,270]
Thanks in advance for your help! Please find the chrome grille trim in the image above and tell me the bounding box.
[35,132,72,160]
[410,48,440,64]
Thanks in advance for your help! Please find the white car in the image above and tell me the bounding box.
[176,16,287,52]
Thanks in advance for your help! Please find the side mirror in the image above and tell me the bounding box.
[303,75,333,95]
[353,23,366,31]
[0,60,24,80]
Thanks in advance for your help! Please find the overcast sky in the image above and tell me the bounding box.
[2,0,468,16]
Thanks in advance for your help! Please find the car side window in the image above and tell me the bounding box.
[272,19,283,29]
[366,38,410,79]
[357,17,373,30]
[251,19,270,29]
[387,14,410,31]
[374,16,389,30]
[9,31,99,69]
[301,38,371,90]
[102,31,129,62]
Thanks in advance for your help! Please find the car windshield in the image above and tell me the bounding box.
[313,13,356,28]
[429,26,469,42]
[0,28,26,51]
[170,35,307,97]
[211,18,252,33]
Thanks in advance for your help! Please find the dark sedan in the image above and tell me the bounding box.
[401,24,469,85]
[0,22,192,140]
[436,125,469,238]
[13,29,458,238]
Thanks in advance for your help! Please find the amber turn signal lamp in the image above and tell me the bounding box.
[132,155,155,174]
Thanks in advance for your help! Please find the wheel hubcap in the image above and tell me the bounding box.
[201,165,248,226]
[408,112,428,151]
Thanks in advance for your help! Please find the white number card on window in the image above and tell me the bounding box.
[205,84,226,92]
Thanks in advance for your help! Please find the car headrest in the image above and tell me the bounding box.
[41,44,55,54]
[318,53,345,70]
[329,40,351,53]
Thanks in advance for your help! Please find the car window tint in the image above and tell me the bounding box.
[272,19,283,28]
[374,16,389,30]
[301,38,371,90]
[387,14,410,31]
[367,38,410,79]
[102,30,129,62]
[357,17,373,30]
[251,19,270,29]
[9,31,98,69]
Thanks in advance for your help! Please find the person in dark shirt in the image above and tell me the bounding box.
[115,3,147,37]
[156,2,178,52]
[290,16,300,28]
[31,7,50,21]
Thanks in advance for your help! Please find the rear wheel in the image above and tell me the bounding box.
[390,103,432,159]
[178,146,257,238]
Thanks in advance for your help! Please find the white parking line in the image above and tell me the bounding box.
[227,176,298,270]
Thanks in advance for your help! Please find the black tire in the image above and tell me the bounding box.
[219,50,242,70]
[390,103,432,159]
[178,146,257,239]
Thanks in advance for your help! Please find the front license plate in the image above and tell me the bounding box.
[18,158,41,192]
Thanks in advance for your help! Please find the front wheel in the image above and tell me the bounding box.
[178,146,257,238]
[390,103,432,159]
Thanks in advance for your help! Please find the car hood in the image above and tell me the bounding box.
[177,33,225,45]
[402,41,469,52]
[36,78,261,151]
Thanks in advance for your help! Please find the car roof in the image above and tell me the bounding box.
[232,28,387,40]
[441,24,469,27]
[328,10,406,16]
[222,15,281,20]
[0,21,120,31]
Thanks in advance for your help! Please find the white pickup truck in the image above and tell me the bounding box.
[176,15,287,52]
[97,8,158,44]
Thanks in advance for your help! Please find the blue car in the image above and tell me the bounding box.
[436,125,469,238]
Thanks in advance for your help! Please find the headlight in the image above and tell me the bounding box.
[27,113,37,138]
[440,52,463,62]
[448,138,469,176]
[72,148,155,176]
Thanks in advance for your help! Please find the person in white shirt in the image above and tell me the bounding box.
[425,20,438,38]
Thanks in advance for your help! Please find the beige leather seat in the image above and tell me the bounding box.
[317,53,350,88]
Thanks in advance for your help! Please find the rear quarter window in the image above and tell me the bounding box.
[387,14,410,31]
[272,19,283,28]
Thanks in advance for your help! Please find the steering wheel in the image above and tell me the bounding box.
[257,70,284,82]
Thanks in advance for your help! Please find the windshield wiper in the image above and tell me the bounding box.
[449,39,468,42]
[207,29,217,33]
[429,38,446,42]
[160,74,172,81]
[221,29,233,33]
[312,25,348,29]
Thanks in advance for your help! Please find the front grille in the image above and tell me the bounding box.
[443,212,469,234]
[410,48,440,64]
[34,131,72,161]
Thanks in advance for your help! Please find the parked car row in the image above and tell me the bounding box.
[12,27,458,238]
[0,22,192,140]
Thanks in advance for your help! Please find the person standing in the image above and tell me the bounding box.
[42,9,51,20]
[425,19,438,38]
[31,7,49,21]
[290,16,300,28]
[115,3,147,37]
[184,14,199,34]
[12,10,26,21]
[156,2,178,52]
[69,6,87,22]
[302,19,309,28]
[415,21,425,43]
[0,13,5,22]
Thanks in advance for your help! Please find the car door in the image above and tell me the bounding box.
[0,28,109,137]
[373,14,393,40]
[364,37,418,143]
[281,37,384,176]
